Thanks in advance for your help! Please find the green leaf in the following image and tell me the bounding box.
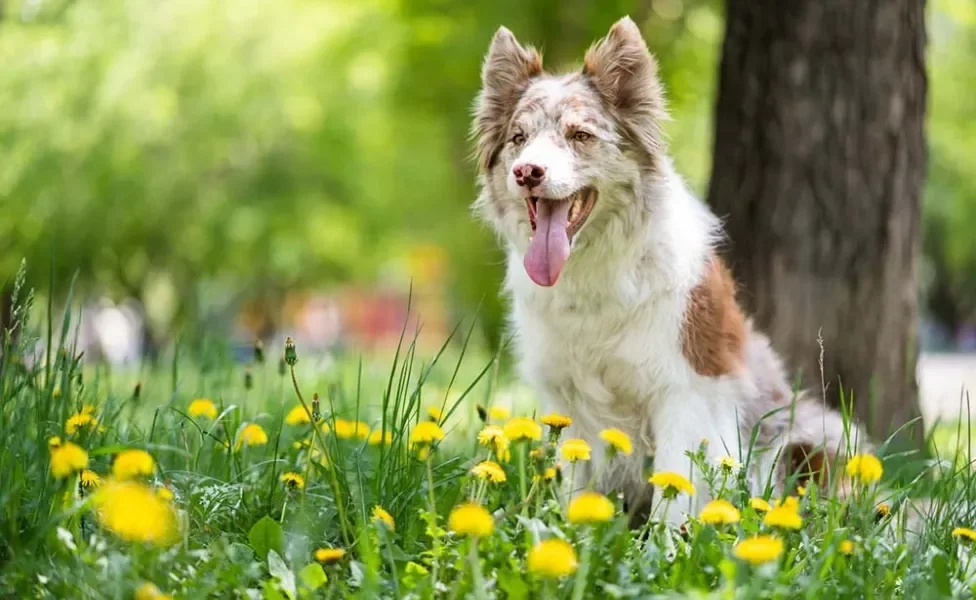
[298,563,328,590]
[262,579,287,600]
[496,568,529,600]
[931,552,952,597]
[268,550,296,600]
[248,516,284,561]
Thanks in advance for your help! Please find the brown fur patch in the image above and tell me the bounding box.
[681,255,746,377]
[787,443,829,487]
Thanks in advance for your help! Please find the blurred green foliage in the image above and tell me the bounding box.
[0,0,973,349]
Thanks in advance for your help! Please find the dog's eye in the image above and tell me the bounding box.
[572,131,592,142]
[511,133,526,146]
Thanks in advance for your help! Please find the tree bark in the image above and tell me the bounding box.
[707,0,927,447]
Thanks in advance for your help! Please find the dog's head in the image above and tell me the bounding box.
[472,17,667,287]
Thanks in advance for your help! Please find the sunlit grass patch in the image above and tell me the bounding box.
[1,268,976,598]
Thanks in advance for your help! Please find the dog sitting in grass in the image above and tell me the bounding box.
[471,16,869,525]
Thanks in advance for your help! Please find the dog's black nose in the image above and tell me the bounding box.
[513,163,546,188]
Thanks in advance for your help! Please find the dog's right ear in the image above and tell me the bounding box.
[473,27,543,172]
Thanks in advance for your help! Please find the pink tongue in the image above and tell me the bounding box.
[523,200,571,286]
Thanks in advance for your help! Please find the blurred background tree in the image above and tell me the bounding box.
[0,0,973,366]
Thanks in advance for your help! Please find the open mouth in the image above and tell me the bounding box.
[522,187,598,287]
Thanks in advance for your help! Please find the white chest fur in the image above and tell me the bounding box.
[501,189,754,522]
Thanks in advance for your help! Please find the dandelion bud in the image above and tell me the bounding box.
[476,404,488,423]
[278,355,287,377]
[244,369,253,390]
[284,337,298,366]
[253,339,265,364]
[312,393,321,422]
[132,382,142,402]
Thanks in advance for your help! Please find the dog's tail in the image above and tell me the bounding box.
[744,323,871,493]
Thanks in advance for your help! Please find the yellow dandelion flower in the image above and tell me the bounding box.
[875,503,891,519]
[477,426,510,456]
[285,405,312,426]
[315,547,346,564]
[66,411,97,435]
[80,469,102,488]
[952,527,976,542]
[352,421,371,439]
[839,540,855,554]
[533,466,558,482]
[188,399,218,420]
[717,455,741,472]
[797,485,807,497]
[331,419,370,440]
[763,506,803,530]
[427,406,443,421]
[281,472,305,489]
[599,428,633,456]
[156,487,174,502]
[368,430,393,446]
[92,479,179,546]
[541,413,572,429]
[527,539,578,578]
[699,499,741,525]
[777,496,800,511]
[489,406,511,421]
[135,581,172,600]
[112,449,155,479]
[749,497,772,512]
[845,454,883,484]
[648,472,695,497]
[559,438,591,462]
[566,492,615,525]
[734,535,784,565]
[48,436,62,448]
[502,417,542,442]
[50,442,88,479]
[409,421,445,448]
[372,506,395,530]
[236,423,269,449]
[471,460,507,483]
[448,503,495,537]
[332,419,354,439]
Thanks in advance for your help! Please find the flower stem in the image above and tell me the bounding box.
[518,444,529,513]
[426,454,442,586]
[571,533,592,600]
[289,364,350,546]
[469,539,488,600]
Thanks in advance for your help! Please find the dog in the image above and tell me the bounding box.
[471,16,869,525]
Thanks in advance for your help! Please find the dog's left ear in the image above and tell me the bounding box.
[583,17,666,157]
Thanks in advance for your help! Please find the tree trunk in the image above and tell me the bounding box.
[707,0,927,448]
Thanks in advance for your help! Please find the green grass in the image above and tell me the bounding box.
[2,278,976,599]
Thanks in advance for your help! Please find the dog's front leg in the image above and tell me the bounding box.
[647,421,702,526]
[648,394,739,526]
